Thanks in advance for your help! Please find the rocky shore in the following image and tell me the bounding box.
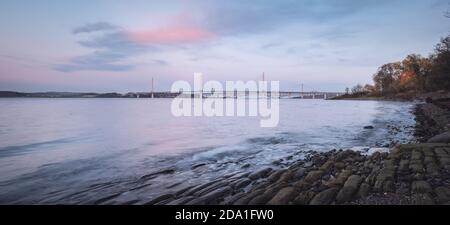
[144,96,450,205]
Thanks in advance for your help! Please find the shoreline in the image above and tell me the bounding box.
[144,97,450,205]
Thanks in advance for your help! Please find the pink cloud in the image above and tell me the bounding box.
[128,26,215,45]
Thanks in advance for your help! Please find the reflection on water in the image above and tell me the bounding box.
[0,98,416,204]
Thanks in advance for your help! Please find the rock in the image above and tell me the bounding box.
[267,169,286,183]
[427,131,450,143]
[357,183,371,198]
[249,168,273,180]
[233,189,265,205]
[414,193,435,205]
[166,196,195,205]
[272,159,283,166]
[140,168,176,180]
[303,161,313,168]
[231,178,252,190]
[195,181,229,196]
[191,163,206,169]
[364,126,374,129]
[328,170,352,187]
[336,175,362,203]
[293,191,316,205]
[411,181,432,194]
[335,162,346,170]
[186,186,233,205]
[398,160,409,172]
[277,171,294,183]
[309,187,339,205]
[247,195,272,205]
[304,170,324,183]
[382,180,395,193]
[145,193,175,205]
[267,187,298,205]
[293,168,307,180]
[319,160,334,171]
[434,186,450,204]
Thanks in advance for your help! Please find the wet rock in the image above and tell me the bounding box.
[247,195,272,205]
[272,159,283,166]
[186,186,233,205]
[336,175,362,203]
[293,168,307,180]
[166,196,195,205]
[231,178,252,190]
[196,181,229,196]
[191,163,206,169]
[357,183,371,198]
[309,187,339,205]
[140,168,176,180]
[427,131,450,143]
[411,180,432,194]
[398,160,409,172]
[183,180,220,196]
[434,186,450,204]
[335,162,346,170]
[233,189,265,205]
[145,193,175,205]
[249,168,273,180]
[277,171,294,183]
[328,170,352,187]
[304,170,324,183]
[267,187,298,205]
[383,180,395,193]
[293,191,316,205]
[414,193,435,205]
[267,169,286,183]
[319,160,334,171]
[364,126,374,129]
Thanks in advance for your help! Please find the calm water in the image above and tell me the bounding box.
[0,98,416,204]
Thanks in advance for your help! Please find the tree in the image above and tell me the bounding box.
[373,62,401,94]
[428,36,450,90]
[351,84,364,94]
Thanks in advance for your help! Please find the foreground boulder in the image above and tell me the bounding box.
[427,131,450,143]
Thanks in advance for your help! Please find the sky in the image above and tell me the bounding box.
[0,0,449,92]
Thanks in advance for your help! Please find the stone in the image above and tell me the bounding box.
[414,193,435,205]
[267,169,286,183]
[434,186,450,204]
[329,170,352,186]
[411,181,432,194]
[304,170,324,183]
[267,187,298,205]
[247,194,272,205]
[249,168,273,180]
[382,180,395,193]
[166,196,195,205]
[336,175,362,203]
[187,186,233,205]
[319,160,334,171]
[293,168,307,180]
[364,126,374,129]
[309,187,339,205]
[293,191,316,205]
[398,160,409,172]
[427,131,450,143]
[145,193,175,205]
[357,183,371,198]
[231,178,252,190]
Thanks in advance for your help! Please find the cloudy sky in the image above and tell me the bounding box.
[0,0,449,92]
